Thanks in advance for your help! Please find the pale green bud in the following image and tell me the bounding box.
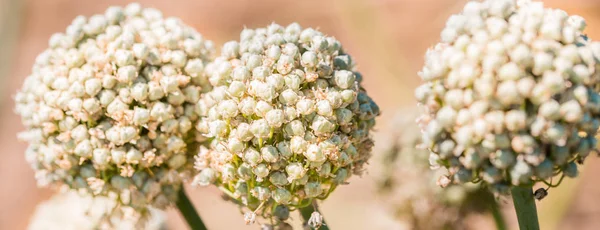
[194,168,216,186]
[491,149,515,169]
[251,119,270,138]
[266,109,285,127]
[269,171,288,186]
[296,99,315,115]
[261,145,280,163]
[305,144,326,163]
[285,162,306,182]
[311,115,335,135]
[244,148,262,166]
[272,188,292,204]
[252,186,271,201]
[304,181,322,198]
[253,164,270,180]
[239,98,257,116]
[255,100,273,117]
[284,120,305,137]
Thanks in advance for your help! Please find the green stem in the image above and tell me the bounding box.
[511,186,540,230]
[489,199,507,230]
[299,204,330,230]
[176,187,207,230]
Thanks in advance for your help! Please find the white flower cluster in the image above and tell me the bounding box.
[379,111,492,229]
[15,3,215,215]
[28,191,167,230]
[192,23,379,224]
[417,0,600,193]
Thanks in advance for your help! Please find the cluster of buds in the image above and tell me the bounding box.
[192,23,380,224]
[28,190,167,230]
[417,0,600,194]
[379,110,493,229]
[14,2,215,219]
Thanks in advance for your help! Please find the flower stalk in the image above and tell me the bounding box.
[511,186,540,230]
[489,198,507,230]
[176,188,207,230]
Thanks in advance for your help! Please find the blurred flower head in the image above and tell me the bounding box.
[28,190,167,230]
[192,22,380,224]
[14,2,214,219]
[378,109,494,229]
[417,0,600,194]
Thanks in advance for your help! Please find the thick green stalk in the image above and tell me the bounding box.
[489,199,507,230]
[511,186,540,230]
[176,188,207,230]
[299,205,330,230]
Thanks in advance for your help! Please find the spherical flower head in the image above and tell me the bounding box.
[378,110,493,229]
[416,0,600,194]
[28,190,167,230]
[192,23,380,224]
[14,3,215,218]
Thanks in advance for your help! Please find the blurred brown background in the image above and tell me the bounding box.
[1,0,600,229]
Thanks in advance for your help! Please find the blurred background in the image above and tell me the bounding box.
[1,0,600,229]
